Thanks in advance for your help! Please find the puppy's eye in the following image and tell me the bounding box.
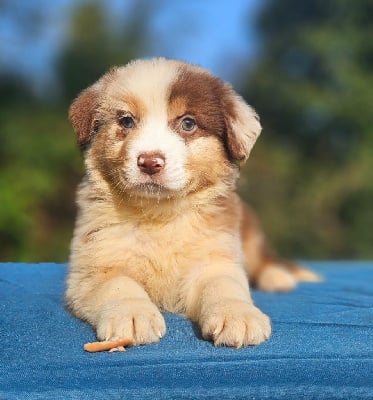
[119,115,135,129]
[181,117,196,132]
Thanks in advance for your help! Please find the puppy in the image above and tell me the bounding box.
[66,58,320,348]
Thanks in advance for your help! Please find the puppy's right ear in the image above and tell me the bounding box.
[68,84,100,147]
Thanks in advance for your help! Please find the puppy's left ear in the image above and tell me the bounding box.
[224,89,262,162]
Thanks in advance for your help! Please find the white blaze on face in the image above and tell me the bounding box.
[112,59,189,192]
[126,117,188,191]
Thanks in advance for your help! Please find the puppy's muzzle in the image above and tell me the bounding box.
[137,152,165,176]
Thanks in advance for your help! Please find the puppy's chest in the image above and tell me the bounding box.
[95,218,199,274]
[100,219,200,309]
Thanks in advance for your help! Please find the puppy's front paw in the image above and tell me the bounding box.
[96,299,166,346]
[200,301,271,348]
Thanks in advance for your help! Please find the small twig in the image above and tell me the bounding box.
[84,339,132,353]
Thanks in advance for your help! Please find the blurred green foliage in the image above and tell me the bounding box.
[0,0,372,261]
[239,0,373,258]
[0,2,145,261]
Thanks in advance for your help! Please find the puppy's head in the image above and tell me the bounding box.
[69,58,261,199]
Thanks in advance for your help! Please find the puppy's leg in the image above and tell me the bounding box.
[240,202,322,292]
[67,274,166,345]
[253,259,322,293]
[184,265,271,348]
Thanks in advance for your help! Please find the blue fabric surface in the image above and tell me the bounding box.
[0,262,372,399]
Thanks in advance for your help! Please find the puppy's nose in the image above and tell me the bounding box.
[137,152,165,175]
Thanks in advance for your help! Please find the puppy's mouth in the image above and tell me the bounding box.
[136,180,167,191]
[130,181,174,199]
[131,182,182,200]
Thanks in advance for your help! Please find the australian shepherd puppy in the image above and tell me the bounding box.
[66,58,319,348]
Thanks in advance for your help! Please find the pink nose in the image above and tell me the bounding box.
[137,153,165,175]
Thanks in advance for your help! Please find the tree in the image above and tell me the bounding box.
[239,0,373,258]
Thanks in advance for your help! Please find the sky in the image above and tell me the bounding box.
[143,0,261,80]
[0,0,262,92]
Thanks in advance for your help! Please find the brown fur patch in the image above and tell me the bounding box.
[167,66,257,162]
[87,91,150,190]
[168,67,231,143]
[69,87,100,147]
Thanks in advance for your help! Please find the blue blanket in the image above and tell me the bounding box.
[0,262,372,399]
